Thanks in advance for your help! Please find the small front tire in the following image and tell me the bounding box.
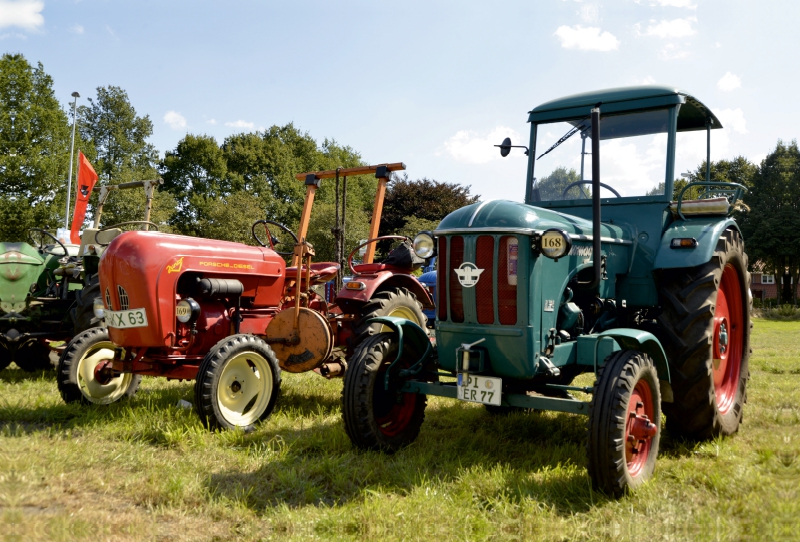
[587,350,661,497]
[194,334,281,431]
[342,332,427,452]
[57,328,141,405]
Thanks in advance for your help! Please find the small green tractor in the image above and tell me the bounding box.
[0,179,160,371]
[342,86,751,497]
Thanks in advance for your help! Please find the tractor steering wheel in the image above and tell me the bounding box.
[251,220,298,256]
[28,228,69,256]
[561,180,622,199]
[96,221,160,246]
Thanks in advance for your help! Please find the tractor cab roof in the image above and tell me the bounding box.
[529,85,721,132]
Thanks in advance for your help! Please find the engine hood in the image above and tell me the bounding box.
[435,200,631,242]
[0,242,44,314]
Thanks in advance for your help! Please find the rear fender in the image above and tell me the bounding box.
[366,316,432,389]
[654,218,739,270]
[336,272,433,307]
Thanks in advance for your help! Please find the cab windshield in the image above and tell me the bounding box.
[531,108,670,202]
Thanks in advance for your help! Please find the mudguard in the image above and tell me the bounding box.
[654,217,739,270]
[335,271,433,308]
[596,328,670,383]
[366,316,432,389]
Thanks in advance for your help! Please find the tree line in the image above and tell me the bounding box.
[0,53,477,262]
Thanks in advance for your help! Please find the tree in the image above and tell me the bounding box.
[0,54,73,240]
[739,141,800,304]
[379,175,479,237]
[535,167,584,200]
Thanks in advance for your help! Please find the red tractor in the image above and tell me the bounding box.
[56,163,433,431]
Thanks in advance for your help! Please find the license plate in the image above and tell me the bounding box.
[457,374,502,406]
[106,308,148,329]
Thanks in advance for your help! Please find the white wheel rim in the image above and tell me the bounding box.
[379,305,422,332]
[216,351,273,427]
[76,341,133,405]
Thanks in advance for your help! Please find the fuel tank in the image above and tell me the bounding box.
[99,231,286,347]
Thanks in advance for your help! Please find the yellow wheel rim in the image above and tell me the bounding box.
[216,351,273,427]
[379,305,422,332]
[76,340,133,405]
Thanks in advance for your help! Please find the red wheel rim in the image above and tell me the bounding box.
[713,264,743,414]
[626,378,657,478]
[374,364,417,437]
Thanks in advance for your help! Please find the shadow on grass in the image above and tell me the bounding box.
[0,366,56,382]
[207,402,602,515]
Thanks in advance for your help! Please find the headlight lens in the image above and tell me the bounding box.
[540,229,572,260]
[92,297,105,319]
[413,231,436,259]
[176,298,201,324]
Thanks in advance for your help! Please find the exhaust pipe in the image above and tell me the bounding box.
[588,105,602,290]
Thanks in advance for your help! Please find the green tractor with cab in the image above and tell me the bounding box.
[342,85,751,497]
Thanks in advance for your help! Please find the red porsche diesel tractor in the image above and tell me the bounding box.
[56,163,434,431]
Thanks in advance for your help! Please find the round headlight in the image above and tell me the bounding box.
[176,298,201,324]
[92,297,105,319]
[540,229,572,261]
[413,231,436,259]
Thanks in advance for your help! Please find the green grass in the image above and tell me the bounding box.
[1,320,798,541]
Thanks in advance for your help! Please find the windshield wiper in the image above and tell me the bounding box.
[537,121,589,160]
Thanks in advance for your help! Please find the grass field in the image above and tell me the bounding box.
[1,320,798,541]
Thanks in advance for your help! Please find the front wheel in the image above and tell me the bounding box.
[587,350,661,497]
[194,334,281,431]
[57,328,141,405]
[342,333,427,452]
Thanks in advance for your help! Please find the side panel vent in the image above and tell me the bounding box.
[497,236,518,325]
[448,236,464,323]
[437,236,447,321]
[117,285,130,310]
[475,236,495,324]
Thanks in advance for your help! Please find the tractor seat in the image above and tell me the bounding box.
[352,262,410,274]
[670,197,730,216]
[285,262,340,286]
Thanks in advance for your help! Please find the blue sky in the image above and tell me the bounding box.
[2,0,798,201]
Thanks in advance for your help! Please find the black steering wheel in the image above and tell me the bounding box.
[28,228,69,256]
[251,220,298,256]
[96,221,160,246]
[562,180,621,199]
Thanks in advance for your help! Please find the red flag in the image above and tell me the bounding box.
[69,152,99,244]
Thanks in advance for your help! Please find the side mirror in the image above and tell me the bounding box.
[499,137,512,157]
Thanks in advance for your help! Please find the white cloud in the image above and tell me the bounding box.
[717,72,741,92]
[225,119,255,130]
[716,108,747,134]
[641,75,656,84]
[163,111,187,130]
[579,4,599,23]
[443,126,523,164]
[205,118,217,125]
[554,25,619,51]
[642,17,696,38]
[659,43,689,60]
[0,0,44,30]
[70,24,83,34]
[652,0,696,7]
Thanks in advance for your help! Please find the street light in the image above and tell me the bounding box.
[65,91,80,231]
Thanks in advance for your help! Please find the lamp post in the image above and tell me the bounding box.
[64,91,80,231]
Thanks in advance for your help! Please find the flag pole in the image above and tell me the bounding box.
[64,91,80,231]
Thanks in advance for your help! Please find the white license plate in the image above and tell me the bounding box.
[106,308,148,329]
[457,374,502,406]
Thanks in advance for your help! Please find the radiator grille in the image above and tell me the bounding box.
[437,236,447,321]
[117,285,130,310]
[105,288,112,310]
[497,236,518,325]
[448,236,464,323]
[475,236,495,324]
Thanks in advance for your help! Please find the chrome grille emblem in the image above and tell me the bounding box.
[117,285,129,310]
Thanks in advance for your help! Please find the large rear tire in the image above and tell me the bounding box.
[0,345,12,371]
[353,287,426,343]
[14,341,53,372]
[194,334,281,431]
[342,333,427,452]
[57,328,141,405]
[658,229,751,440]
[587,350,661,497]
[71,273,103,335]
